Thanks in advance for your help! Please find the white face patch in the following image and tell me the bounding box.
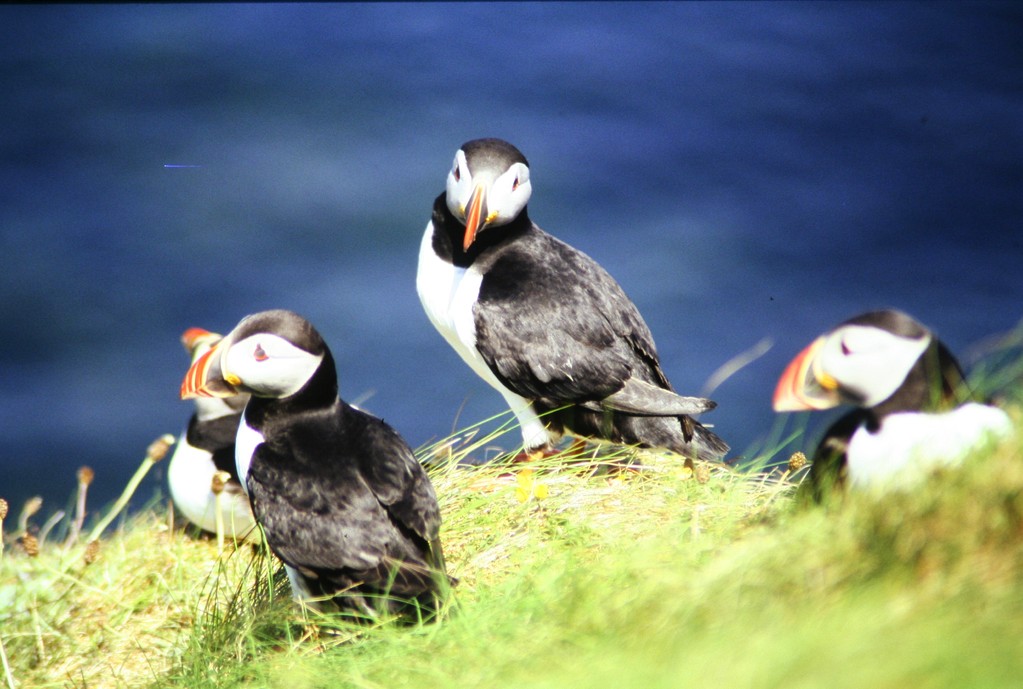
[193,396,242,422]
[445,148,532,229]
[222,334,323,399]
[445,149,472,217]
[817,325,931,407]
[484,162,531,226]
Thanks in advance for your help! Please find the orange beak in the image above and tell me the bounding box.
[772,336,840,412]
[463,182,488,251]
[181,339,238,400]
[180,327,221,355]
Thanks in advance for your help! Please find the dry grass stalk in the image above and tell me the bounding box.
[0,631,16,689]
[210,470,232,555]
[17,496,42,535]
[65,465,96,549]
[86,434,175,544]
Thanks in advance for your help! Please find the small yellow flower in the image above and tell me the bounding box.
[515,468,549,503]
[676,466,694,481]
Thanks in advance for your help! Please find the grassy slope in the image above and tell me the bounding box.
[1,411,1022,689]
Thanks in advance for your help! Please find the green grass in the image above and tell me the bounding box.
[1,406,1022,689]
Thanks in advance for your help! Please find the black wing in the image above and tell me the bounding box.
[247,403,445,593]
[474,226,674,407]
[349,404,443,547]
[353,406,450,585]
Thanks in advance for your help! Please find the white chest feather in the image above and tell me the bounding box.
[167,427,256,537]
[416,223,486,366]
[234,409,266,495]
[416,222,551,450]
[417,221,534,398]
[847,403,1013,489]
[167,433,215,519]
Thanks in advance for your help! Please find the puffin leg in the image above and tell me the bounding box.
[509,444,563,463]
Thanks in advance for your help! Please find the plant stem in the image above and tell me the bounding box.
[215,492,225,556]
[85,435,175,544]
[0,633,16,689]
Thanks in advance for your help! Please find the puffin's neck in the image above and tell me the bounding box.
[244,350,340,428]
[430,192,532,268]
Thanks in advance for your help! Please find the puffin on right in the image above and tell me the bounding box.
[773,309,1013,500]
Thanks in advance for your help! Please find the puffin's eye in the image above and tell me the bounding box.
[254,343,269,362]
[512,175,520,191]
[453,164,460,182]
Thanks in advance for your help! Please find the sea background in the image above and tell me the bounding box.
[1,2,1020,514]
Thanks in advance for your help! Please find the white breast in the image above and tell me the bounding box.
[416,222,551,450]
[416,222,486,373]
[847,403,1013,490]
[167,428,256,538]
[234,409,266,495]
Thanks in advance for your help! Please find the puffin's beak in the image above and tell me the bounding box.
[181,339,238,400]
[180,327,220,355]
[463,182,488,251]
[773,336,841,412]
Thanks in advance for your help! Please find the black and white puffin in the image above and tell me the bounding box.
[416,138,728,462]
[180,309,451,617]
[167,327,255,539]
[773,309,1013,499]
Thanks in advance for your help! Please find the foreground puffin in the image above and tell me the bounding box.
[181,309,451,618]
[416,138,728,462]
[774,309,1013,499]
[167,328,255,539]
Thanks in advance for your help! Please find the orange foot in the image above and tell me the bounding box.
[509,447,556,463]
[509,439,590,463]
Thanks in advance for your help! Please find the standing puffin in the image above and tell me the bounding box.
[180,309,451,618]
[774,309,1013,499]
[416,138,728,462]
[168,327,255,539]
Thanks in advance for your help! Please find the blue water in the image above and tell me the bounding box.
[1,3,1020,514]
